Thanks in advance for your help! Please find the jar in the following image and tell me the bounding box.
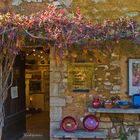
[92,97,101,108]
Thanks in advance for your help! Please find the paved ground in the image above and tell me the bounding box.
[20,112,49,140]
[20,136,48,140]
[20,136,49,140]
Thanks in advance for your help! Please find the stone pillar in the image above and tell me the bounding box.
[50,47,66,140]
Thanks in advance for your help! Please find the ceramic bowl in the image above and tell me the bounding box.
[117,101,131,109]
[60,116,78,132]
[83,114,99,131]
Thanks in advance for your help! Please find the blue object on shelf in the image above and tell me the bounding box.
[133,94,140,107]
[117,101,131,105]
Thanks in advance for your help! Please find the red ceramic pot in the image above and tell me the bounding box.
[92,97,101,108]
[60,116,78,132]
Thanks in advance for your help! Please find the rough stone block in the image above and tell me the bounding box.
[63,78,67,83]
[12,0,22,5]
[112,85,120,91]
[99,122,112,129]
[59,88,66,94]
[63,72,68,77]
[50,121,60,130]
[95,113,101,117]
[62,63,67,71]
[50,72,61,83]
[50,83,59,96]
[100,116,111,121]
[110,90,120,94]
[50,60,56,71]
[66,96,73,104]
[50,121,60,136]
[124,114,139,122]
[123,122,134,125]
[50,107,62,121]
[50,72,54,82]
[50,97,66,107]
[134,122,140,125]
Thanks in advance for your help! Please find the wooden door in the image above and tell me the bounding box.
[2,54,26,140]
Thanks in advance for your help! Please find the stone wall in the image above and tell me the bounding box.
[1,1,140,139]
[50,41,140,140]
[3,0,140,22]
[50,48,67,140]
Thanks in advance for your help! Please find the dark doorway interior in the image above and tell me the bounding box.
[22,46,50,139]
[2,46,50,140]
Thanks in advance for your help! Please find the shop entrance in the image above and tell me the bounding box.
[2,45,50,140]
[24,46,50,139]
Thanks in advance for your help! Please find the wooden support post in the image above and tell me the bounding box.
[0,55,3,140]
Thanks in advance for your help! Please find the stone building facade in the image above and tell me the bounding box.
[49,41,140,140]
[1,1,140,140]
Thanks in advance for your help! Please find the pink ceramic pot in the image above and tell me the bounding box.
[92,97,101,108]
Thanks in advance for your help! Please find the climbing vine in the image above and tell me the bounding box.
[0,4,139,138]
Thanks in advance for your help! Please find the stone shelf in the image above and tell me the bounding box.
[88,107,140,114]
[53,130,107,139]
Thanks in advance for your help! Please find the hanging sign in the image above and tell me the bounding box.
[68,63,94,92]
[11,86,18,99]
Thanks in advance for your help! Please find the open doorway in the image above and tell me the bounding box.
[23,46,50,139]
[2,39,50,140]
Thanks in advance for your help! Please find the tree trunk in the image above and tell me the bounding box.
[0,0,11,13]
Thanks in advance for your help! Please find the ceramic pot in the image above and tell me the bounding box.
[92,97,101,108]
[104,101,113,109]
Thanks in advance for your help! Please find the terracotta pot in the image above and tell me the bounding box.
[104,102,113,109]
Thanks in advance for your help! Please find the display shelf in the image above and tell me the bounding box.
[88,107,140,114]
[53,129,107,139]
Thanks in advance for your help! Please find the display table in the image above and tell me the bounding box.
[88,107,140,114]
[53,129,107,139]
